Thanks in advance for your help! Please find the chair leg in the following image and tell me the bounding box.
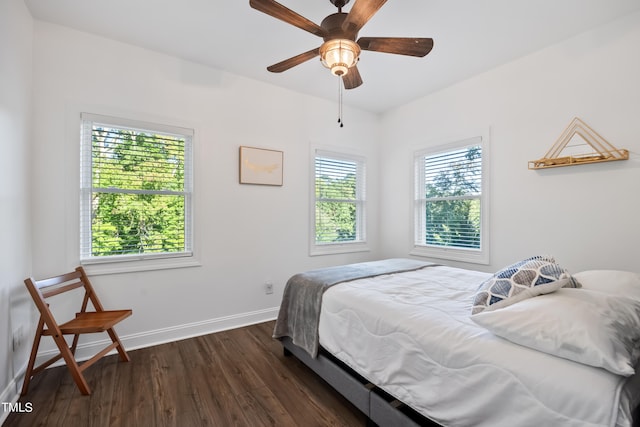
[21,318,44,396]
[106,328,130,362]
[70,332,81,356]
[52,334,91,395]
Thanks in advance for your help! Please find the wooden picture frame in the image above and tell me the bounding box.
[239,146,283,186]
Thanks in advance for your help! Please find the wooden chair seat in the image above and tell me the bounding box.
[46,310,133,335]
[22,266,132,395]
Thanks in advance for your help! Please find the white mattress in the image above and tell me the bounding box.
[318,265,637,427]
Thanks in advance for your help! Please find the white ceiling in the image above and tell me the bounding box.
[24,0,640,114]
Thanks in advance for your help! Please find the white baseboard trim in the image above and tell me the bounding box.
[0,377,19,425]
[32,306,279,369]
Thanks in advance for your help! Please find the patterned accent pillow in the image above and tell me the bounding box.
[471,255,581,314]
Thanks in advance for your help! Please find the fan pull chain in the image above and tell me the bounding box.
[337,77,344,128]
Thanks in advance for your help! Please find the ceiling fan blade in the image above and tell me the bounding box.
[357,37,434,57]
[266,47,320,73]
[250,0,327,37]
[341,0,388,35]
[342,65,363,89]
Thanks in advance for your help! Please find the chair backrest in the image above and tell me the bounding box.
[24,267,106,330]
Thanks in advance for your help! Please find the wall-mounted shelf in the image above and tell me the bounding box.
[528,117,629,170]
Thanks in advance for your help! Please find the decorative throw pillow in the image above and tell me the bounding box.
[471,288,640,376]
[471,255,580,314]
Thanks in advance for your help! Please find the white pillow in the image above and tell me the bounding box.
[573,270,640,299]
[471,288,640,376]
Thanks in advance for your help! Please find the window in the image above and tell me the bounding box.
[412,136,489,264]
[311,149,367,255]
[80,113,193,265]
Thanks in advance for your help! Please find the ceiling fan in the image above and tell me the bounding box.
[249,0,434,90]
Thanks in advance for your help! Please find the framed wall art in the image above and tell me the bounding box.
[239,146,283,186]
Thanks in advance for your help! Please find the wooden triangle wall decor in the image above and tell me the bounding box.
[528,117,629,169]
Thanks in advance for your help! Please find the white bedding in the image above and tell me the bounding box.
[318,265,637,427]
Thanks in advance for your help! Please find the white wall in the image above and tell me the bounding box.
[0,0,34,415]
[379,11,640,274]
[7,2,640,406]
[28,22,381,358]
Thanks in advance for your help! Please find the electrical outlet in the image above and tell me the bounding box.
[264,282,274,295]
[12,326,24,352]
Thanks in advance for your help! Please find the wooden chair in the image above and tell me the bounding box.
[22,266,132,395]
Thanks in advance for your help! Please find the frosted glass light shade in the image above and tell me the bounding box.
[319,39,360,76]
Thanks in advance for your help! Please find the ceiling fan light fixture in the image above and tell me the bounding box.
[320,39,360,76]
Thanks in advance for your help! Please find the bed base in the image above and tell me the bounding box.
[281,337,440,427]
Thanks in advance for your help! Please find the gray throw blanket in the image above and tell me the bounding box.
[273,258,433,357]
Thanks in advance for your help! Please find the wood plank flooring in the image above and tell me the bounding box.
[4,321,367,427]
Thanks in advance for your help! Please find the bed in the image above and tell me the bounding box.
[273,258,640,427]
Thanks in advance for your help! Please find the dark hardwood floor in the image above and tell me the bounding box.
[4,321,367,427]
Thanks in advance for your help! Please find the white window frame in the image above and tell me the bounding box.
[411,134,490,264]
[79,113,195,271]
[310,148,369,256]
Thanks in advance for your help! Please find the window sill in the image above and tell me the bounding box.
[80,255,201,276]
[410,245,489,265]
[310,242,370,257]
